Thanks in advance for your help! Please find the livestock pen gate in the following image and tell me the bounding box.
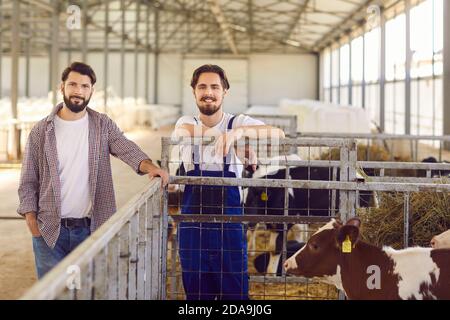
[20,179,168,300]
[0,120,36,162]
[161,134,450,300]
[162,136,360,300]
[244,114,297,138]
[19,135,450,300]
[245,113,450,163]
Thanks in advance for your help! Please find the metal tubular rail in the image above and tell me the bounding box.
[19,179,164,300]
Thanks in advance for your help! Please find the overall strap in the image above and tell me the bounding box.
[223,115,237,172]
[192,117,201,171]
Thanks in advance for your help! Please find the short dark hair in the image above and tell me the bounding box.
[61,62,97,85]
[190,64,230,90]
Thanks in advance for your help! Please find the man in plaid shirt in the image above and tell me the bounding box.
[17,62,169,279]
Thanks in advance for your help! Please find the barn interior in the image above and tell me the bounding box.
[0,0,449,300]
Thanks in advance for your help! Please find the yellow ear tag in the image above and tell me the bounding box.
[261,192,268,201]
[342,235,352,253]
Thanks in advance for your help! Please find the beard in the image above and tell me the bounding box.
[63,91,91,113]
[197,95,222,116]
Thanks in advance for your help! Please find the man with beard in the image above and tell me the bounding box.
[18,62,169,278]
[172,64,285,300]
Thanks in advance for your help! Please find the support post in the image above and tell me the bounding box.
[444,0,450,149]
[405,0,412,134]
[154,7,159,104]
[104,0,109,114]
[9,0,20,160]
[380,8,386,132]
[51,0,60,107]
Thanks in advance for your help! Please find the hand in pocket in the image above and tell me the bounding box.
[25,212,41,237]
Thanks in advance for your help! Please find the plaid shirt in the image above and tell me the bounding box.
[17,103,150,248]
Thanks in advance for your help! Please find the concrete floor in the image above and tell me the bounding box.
[0,126,173,300]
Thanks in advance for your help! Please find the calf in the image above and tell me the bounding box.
[244,165,374,218]
[254,229,304,276]
[420,157,450,178]
[431,229,450,249]
[244,155,304,255]
[244,159,373,256]
[284,217,450,299]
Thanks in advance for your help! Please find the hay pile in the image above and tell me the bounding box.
[358,189,450,249]
[318,143,421,178]
[318,143,391,162]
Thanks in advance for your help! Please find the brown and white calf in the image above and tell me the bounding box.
[431,229,450,249]
[284,218,450,300]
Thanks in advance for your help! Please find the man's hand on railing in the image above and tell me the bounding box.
[139,159,169,187]
[235,144,258,172]
[148,167,170,187]
[25,212,41,237]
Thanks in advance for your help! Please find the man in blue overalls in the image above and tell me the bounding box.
[172,64,285,300]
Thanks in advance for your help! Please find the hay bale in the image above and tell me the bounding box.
[358,188,450,249]
[318,143,391,161]
[318,143,419,177]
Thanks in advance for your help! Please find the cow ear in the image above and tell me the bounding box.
[345,217,361,229]
[337,225,360,250]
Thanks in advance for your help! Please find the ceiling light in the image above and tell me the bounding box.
[229,24,247,32]
[285,39,301,47]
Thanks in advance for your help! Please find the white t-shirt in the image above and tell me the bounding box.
[172,113,264,178]
[54,113,92,219]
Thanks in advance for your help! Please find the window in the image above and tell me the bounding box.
[386,14,405,81]
[364,27,380,83]
[410,0,443,138]
[319,0,444,139]
[351,36,364,107]
[385,14,406,134]
[364,27,380,125]
[323,48,331,102]
[331,47,340,103]
[340,43,350,105]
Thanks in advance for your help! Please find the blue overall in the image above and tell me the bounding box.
[179,116,249,300]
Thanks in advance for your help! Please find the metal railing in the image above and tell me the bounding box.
[18,134,450,300]
[245,114,297,138]
[20,178,166,300]
[0,119,36,162]
[240,113,450,161]
[163,136,450,300]
[162,136,359,300]
[298,132,450,162]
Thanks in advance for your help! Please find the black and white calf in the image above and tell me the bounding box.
[243,155,374,255]
[253,224,305,276]
[420,157,450,178]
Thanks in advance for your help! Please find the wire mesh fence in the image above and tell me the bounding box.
[17,132,450,300]
[162,134,450,300]
[162,136,361,300]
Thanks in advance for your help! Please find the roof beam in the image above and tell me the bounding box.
[206,0,238,55]
[313,0,382,51]
[20,0,53,12]
[286,0,310,41]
